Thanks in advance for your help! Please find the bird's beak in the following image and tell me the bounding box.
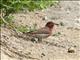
[54,23,59,26]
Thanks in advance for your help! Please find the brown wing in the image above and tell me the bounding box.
[29,27,50,34]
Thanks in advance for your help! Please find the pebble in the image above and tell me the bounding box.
[60,22,64,26]
[31,38,38,43]
[68,47,76,53]
[42,16,48,20]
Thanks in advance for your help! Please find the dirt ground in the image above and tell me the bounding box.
[1,1,80,60]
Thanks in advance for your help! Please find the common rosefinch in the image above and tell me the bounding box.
[25,21,58,42]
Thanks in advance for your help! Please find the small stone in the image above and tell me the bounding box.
[2,35,6,38]
[42,16,48,20]
[31,38,38,43]
[74,45,77,47]
[41,53,45,56]
[57,32,61,35]
[60,22,64,26]
[41,53,45,57]
[68,47,75,53]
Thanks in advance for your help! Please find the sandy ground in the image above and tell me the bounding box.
[1,1,80,60]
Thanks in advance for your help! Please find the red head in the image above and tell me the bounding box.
[45,21,55,29]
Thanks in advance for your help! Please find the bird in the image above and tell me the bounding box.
[24,21,58,42]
